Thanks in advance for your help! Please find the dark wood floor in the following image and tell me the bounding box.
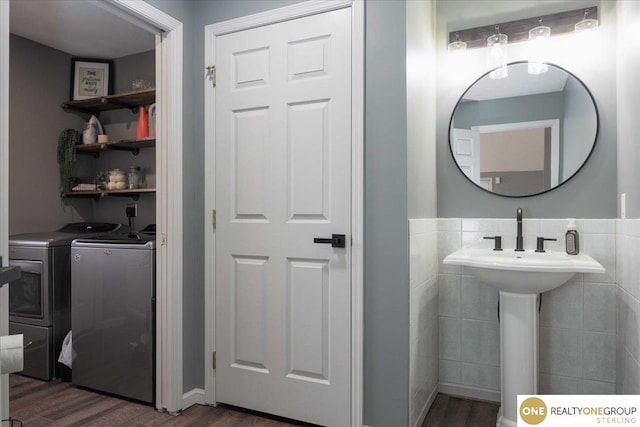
[422,394,499,427]
[10,375,497,427]
[9,375,312,427]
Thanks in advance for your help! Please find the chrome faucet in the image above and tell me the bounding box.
[515,207,524,251]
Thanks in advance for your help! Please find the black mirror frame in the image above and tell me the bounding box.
[448,61,600,198]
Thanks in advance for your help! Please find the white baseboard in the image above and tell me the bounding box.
[182,388,206,410]
[438,382,500,403]
[412,385,438,427]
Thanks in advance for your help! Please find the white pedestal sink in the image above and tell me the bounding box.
[443,247,605,427]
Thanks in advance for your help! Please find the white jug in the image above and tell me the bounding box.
[148,103,156,138]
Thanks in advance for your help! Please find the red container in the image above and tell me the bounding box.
[137,105,149,139]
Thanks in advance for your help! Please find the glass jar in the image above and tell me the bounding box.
[128,166,141,189]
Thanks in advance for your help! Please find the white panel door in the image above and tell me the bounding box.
[451,128,480,185]
[215,8,351,426]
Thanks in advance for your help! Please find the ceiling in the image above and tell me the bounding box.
[10,0,156,59]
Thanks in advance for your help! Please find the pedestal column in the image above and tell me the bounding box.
[496,291,538,427]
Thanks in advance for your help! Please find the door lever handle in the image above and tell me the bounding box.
[313,234,346,248]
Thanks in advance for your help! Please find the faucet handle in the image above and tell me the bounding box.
[483,235,503,251]
[535,237,557,253]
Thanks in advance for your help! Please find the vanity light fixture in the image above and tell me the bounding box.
[575,8,599,33]
[528,19,551,75]
[447,7,598,49]
[488,26,508,79]
[448,32,467,53]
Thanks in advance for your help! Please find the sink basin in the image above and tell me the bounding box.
[443,247,605,294]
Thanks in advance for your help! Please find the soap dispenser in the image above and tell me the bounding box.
[565,219,580,255]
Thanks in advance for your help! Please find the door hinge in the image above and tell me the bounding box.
[206,65,216,87]
[212,209,216,230]
[212,351,216,369]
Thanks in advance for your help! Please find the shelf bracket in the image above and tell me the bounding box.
[106,145,141,155]
[60,102,100,117]
[107,98,139,113]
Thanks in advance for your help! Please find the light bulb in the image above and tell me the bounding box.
[487,31,508,79]
[528,24,550,75]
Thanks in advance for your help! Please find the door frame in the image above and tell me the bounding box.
[472,119,560,187]
[203,1,364,425]
[0,0,185,415]
[102,1,185,414]
[0,0,11,420]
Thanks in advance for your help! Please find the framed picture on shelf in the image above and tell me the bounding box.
[70,58,114,101]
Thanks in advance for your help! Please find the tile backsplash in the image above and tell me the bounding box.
[616,219,640,394]
[409,219,438,427]
[436,218,618,400]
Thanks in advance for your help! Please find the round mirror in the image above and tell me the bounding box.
[449,62,598,197]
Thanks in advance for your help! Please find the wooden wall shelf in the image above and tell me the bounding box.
[75,138,155,157]
[61,88,155,115]
[63,188,156,201]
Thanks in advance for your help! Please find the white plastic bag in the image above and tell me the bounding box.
[58,331,74,368]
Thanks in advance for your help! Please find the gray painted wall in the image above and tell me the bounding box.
[562,76,596,182]
[93,50,156,228]
[453,92,563,130]
[365,2,409,426]
[113,50,155,93]
[9,34,91,235]
[616,0,640,218]
[436,0,616,218]
[407,0,437,219]
[9,37,158,234]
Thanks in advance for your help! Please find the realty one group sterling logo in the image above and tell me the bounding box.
[520,397,548,425]
[518,395,640,426]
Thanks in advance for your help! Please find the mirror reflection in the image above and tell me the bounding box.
[449,62,598,197]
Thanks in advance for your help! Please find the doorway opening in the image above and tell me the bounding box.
[0,0,184,418]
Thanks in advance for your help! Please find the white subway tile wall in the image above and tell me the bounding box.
[409,219,439,427]
[616,219,640,394]
[437,218,618,398]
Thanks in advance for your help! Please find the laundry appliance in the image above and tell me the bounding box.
[8,222,122,380]
[71,225,156,403]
